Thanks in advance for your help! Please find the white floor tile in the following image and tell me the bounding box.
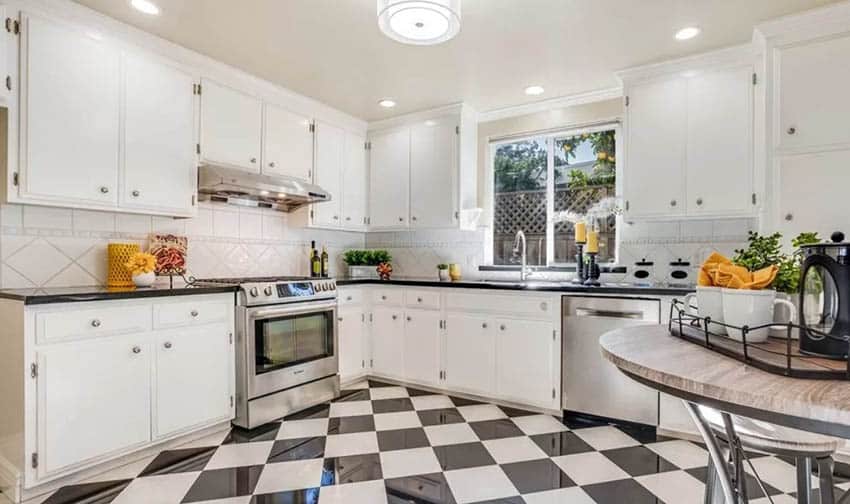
[324,432,379,457]
[253,458,325,493]
[379,447,442,479]
[205,441,273,470]
[645,440,708,469]
[410,394,455,411]
[482,436,548,464]
[522,486,597,504]
[318,479,388,504]
[750,495,798,504]
[276,418,330,440]
[329,401,373,418]
[552,452,631,486]
[424,423,479,447]
[456,404,507,422]
[112,472,199,504]
[572,426,640,451]
[444,466,519,504]
[745,456,808,493]
[511,415,569,436]
[186,498,251,504]
[635,470,705,504]
[373,411,422,431]
[369,386,409,400]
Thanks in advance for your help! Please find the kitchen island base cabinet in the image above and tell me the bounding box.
[444,313,495,397]
[403,309,442,387]
[495,319,556,409]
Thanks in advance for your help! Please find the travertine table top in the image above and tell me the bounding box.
[599,325,850,439]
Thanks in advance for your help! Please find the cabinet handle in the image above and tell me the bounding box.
[163,342,172,349]
[250,157,257,164]
[269,162,276,168]
[669,199,677,207]
[338,317,343,322]
[99,186,109,194]
[132,346,142,354]
[696,197,703,206]
[540,302,548,311]
[190,309,199,317]
[500,324,506,331]
[417,297,423,303]
[131,190,140,197]
[333,215,339,220]
[346,217,351,221]
[398,217,404,222]
[346,295,353,301]
[412,216,417,221]
[381,295,387,300]
[787,126,797,135]
[406,316,412,322]
[392,314,398,320]
[482,322,488,329]
[785,213,794,222]
[91,319,102,328]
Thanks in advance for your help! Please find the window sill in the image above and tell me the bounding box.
[478,264,627,274]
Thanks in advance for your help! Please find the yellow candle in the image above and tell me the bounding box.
[575,222,587,243]
[587,231,599,254]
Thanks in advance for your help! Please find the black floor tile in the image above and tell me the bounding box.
[372,397,415,414]
[378,428,431,451]
[614,424,666,445]
[417,408,466,426]
[601,446,679,477]
[449,396,483,407]
[250,488,320,504]
[498,405,538,418]
[42,480,132,504]
[181,465,264,502]
[501,458,576,494]
[327,415,376,434]
[561,415,610,430]
[433,442,495,470]
[469,419,524,441]
[138,446,216,476]
[225,422,282,444]
[530,431,595,457]
[284,403,330,420]
[335,389,371,402]
[322,453,383,485]
[582,478,663,504]
[385,472,457,504]
[267,437,327,463]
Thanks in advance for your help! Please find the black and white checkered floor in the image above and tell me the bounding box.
[38,380,850,504]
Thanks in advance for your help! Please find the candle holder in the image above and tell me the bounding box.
[583,252,602,287]
[574,242,586,283]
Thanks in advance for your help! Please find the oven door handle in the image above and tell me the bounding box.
[248,301,338,320]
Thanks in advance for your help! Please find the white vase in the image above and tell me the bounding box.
[132,271,156,288]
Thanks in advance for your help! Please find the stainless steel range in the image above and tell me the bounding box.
[200,276,339,429]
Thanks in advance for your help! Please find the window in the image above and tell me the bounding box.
[491,125,618,266]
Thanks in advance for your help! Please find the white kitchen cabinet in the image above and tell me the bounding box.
[777,149,850,240]
[445,313,495,397]
[776,34,850,151]
[199,78,263,173]
[263,103,314,181]
[37,336,151,477]
[338,307,366,383]
[409,119,457,228]
[342,131,368,229]
[370,306,405,379]
[312,121,344,227]
[154,324,232,438]
[495,318,556,408]
[122,52,197,216]
[19,12,120,207]
[403,309,442,386]
[369,127,411,228]
[0,5,9,106]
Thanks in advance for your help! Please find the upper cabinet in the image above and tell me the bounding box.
[342,130,368,228]
[620,47,756,220]
[312,121,344,227]
[262,103,314,181]
[369,126,411,229]
[199,78,263,173]
[410,118,457,228]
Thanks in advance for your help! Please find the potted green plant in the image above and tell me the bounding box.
[342,249,392,279]
[437,263,449,281]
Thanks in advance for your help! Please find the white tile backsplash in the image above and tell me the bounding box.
[23,206,73,230]
[239,211,263,240]
[116,213,153,235]
[213,208,240,239]
[72,210,116,233]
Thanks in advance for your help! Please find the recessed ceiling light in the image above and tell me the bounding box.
[525,86,545,96]
[377,0,462,46]
[424,120,438,126]
[131,0,160,15]
[675,26,701,41]
[379,99,397,108]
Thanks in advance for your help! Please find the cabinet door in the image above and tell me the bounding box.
[371,307,405,378]
[122,52,197,216]
[339,308,365,382]
[155,325,232,438]
[686,66,753,215]
[410,120,457,228]
[21,13,120,206]
[369,127,410,228]
[199,78,262,172]
[342,131,368,229]
[263,104,313,181]
[778,149,850,240]
[37,336,151,477]
[445,313,495,396]
[778,34,850,150]
[312,122,344,227]
[495,318,555,408]
[624,78,686,217]
[403,309,442,386]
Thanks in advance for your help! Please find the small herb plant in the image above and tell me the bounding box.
[732,231,820,294]
[342,249,392,266]
[437,264,448,270]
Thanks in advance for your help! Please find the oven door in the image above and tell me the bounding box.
[246,300,338,399]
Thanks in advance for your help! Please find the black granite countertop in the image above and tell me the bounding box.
[0,283,239,305]
[336,277,694,296]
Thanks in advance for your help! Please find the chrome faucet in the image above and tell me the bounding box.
[513,230,530,281]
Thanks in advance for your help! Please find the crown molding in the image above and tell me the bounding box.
[477,87,623,124]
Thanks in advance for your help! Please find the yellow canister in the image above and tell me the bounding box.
[107,243,140,288]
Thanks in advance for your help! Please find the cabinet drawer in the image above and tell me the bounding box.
[372,288,403,306]
[338,288,363,306]
[36,305,152,344]
[405,290,440,310]
[154,298,231,329]
[444,291,554,317]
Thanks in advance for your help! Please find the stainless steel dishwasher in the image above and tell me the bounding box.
[562,296,661,425]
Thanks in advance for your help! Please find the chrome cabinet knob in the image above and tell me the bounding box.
[163,342,172,349]
[381,295,387,300]
[190,310,199,317]
[500,324,506,331]
[250,157,257,164]
[540,302,548,311]
[406,316,412,322]
[337,317,343,322]
[333,215,339,220]
[99,186,109,194]
[269,162,276,168]
[132,346,142,354]
[91,319,101,328]
[346,296,353,301]
[482,322,488,329]
[412,216,417,221]
[392,314,398,320]
[696,197,703,206]
[398,217,404,222]
[785,213,794,221]
[787,126,797,135]
[670,199,677,207]
[131,190,140,197]
[264,286,273,296]
[346,217,351,221]
[417,297,423,303]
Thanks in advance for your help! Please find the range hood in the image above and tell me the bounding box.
[198,164,330,212]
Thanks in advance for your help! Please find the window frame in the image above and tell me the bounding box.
[484,122,623,267]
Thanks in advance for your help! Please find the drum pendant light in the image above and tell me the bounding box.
[377,0,462,45]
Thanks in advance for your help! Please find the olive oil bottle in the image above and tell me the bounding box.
[310,241,321,277]
[321,246,329,278]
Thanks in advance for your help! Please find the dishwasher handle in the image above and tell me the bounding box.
[573,307,646,320]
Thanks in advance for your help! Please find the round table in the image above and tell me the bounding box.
[599,325,850,503]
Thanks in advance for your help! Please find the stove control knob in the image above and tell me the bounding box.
[319,283,327,291]
[249,287,259,297]
[264,286,273,296]
[330,283,336,290]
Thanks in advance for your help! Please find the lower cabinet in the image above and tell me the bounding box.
[495,318,556,408]
[371,306,405,378]
[338,307,366,382]
[445,313,495,397]
[403,309,442,386]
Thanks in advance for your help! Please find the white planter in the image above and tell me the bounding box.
[132,271,156,288]
[348,265,378,279]
[722,289,796,343]
[438,269,449,281]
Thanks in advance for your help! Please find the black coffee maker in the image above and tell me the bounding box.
[799,231,850,358]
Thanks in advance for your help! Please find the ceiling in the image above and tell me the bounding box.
[74,0,839,121]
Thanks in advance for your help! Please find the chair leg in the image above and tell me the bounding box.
[797,457,813,504]
[817,456,836,504]
[705,458,725,504]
